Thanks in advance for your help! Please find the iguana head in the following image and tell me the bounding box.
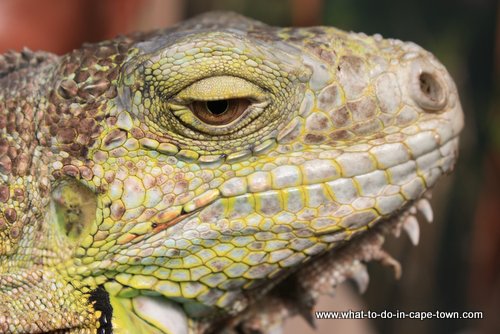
[0,12,463,333]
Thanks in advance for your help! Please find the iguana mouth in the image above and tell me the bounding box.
[205,194,435,333]
[120,188,437,334]
[112,133,458,332]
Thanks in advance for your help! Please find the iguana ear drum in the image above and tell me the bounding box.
[49,178,97,240]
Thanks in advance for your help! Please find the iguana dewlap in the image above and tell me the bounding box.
[0,12,463,334]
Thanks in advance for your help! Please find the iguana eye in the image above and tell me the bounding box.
[167,75,269,135]
[189,98,251,125]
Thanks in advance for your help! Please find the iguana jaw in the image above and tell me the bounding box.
[98,127,460,301]
[110,188,440,334]
[106,134,460,332]
[210,192,437,333]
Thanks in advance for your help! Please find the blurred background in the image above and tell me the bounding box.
[0,0,498,333]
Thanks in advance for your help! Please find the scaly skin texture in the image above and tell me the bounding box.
[0,12,463,334]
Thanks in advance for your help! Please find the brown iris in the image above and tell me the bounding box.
[190,98,250,125]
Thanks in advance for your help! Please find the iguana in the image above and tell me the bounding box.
[0,11,463,334]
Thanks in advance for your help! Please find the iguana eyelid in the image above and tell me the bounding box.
[174,75,268,102]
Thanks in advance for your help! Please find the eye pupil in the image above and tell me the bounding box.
[205,100,229,115]
[189,98,251,126]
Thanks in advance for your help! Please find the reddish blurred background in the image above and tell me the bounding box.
[1,0,498,333]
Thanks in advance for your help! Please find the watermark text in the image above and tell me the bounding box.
[315,309,484,320]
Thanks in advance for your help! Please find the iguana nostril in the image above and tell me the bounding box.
[410,69,448,111]
[419,72,443,103]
